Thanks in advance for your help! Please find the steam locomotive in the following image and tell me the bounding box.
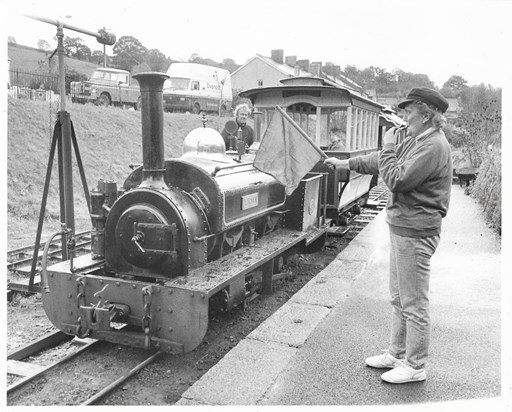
[41,72,330,354]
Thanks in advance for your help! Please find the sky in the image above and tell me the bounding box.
[3,0,511,89]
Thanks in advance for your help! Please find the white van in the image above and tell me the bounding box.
[162,63,233,114]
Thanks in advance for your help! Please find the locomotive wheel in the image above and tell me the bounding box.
[339,214,349,226]
[97,93,111,107]
[352,204,362,215]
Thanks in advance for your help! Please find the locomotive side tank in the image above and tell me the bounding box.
[41,72,329,353]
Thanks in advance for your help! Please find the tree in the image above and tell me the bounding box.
[443,75,468,91]
[91,50,106,65]
[458,84,501,167]
[37,39,51,51]
[63,37,91,60]
[441,75,468,97]
[145,49,171,72]
[188,53,205,65]
[113,36,148,71]
[221,58,240,73]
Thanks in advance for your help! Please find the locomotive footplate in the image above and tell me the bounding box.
[165,227,323,296]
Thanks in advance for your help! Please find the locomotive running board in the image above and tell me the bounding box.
[165,226,327,297]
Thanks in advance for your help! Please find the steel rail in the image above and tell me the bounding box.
[7,230,90,269]
[7,330,71,361]
[7,337,99,394]
[80,351,162,405]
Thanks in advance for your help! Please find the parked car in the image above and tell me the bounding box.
[163,63,232,114]
[70,68,141,109]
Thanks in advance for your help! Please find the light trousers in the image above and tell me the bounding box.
[388,231,440,369]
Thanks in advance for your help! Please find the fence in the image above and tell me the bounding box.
[8,68,65,103]
[8,67,60,103]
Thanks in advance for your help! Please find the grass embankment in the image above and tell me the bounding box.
[8,42,98,76]
[7,97,230,249]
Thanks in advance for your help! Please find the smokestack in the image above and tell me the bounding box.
[285,55,297,67]
[271,49,284,64]
[132,72,170,189]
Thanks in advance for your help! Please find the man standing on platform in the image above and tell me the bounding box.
[324,88,452,384]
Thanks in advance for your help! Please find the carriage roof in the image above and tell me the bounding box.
[240,77,384,113]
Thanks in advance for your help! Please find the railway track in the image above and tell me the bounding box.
[7,329,162,405]
[7,230,92,299]
[7,230,92,271]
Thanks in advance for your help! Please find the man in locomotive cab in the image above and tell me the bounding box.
[221,103,254,150]
[327,128,346,151]
[324,88,452,384]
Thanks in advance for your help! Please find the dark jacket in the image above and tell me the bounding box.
[349,128,452,237]
[221,120,254,150]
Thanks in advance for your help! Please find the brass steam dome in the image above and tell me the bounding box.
[181,126,226,160]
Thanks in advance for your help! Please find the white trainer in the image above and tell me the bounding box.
[365,351,399,368]
[381,361,426,383]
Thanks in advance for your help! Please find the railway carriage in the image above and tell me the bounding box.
[240,77,398,225]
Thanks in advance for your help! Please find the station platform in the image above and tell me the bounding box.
[177,184,507,409]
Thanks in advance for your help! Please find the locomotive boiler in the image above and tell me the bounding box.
[41,72,329,354]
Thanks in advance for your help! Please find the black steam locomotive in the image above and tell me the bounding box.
[41,73,329,353]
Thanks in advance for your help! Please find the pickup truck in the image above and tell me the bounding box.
[70,68,141,109]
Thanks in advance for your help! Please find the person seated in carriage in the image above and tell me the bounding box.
[327,128,346,151]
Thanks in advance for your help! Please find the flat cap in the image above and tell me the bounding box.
[398,87,449,113]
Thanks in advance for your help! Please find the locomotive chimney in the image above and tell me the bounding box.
[132,72,170,189]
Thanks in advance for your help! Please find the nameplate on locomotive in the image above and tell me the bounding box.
[241,193,259,210]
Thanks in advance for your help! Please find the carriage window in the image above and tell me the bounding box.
[326,109,348,149]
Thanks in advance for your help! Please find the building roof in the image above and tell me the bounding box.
[232,53,364,95]
[231,54,310,77]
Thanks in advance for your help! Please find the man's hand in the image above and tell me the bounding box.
[383,127,401,145]
[324,157,349,170]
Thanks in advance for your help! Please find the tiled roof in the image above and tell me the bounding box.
[233,54,363,93]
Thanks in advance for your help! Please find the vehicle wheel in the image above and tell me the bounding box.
[352,204,361,215]
[339,214,349,226]
[97,93,111,107]
[135,96,142,111]
[192,103,201,114]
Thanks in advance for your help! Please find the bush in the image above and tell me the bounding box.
[469,150,501,235]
